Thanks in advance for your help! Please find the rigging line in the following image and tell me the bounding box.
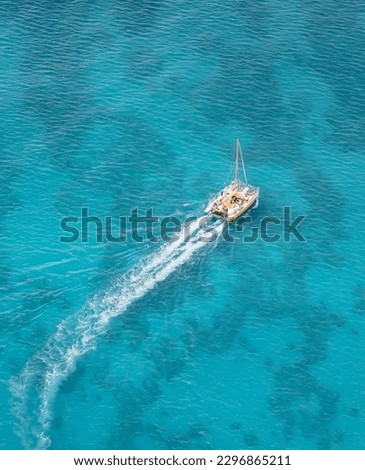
[239,142,248,183]
[223,141,245,186]
[226,145,236,185]
[234,139,239,184]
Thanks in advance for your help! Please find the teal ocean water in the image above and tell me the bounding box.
[1,0,365,450]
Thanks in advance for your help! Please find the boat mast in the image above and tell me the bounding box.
[234,139,239,184]
[238,140,248,184]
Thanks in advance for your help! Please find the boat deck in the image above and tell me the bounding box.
[208,186,259,221]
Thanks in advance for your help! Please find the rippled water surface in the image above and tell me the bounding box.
[1,0,365,450]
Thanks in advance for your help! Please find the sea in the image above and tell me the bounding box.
[0,0,364,450]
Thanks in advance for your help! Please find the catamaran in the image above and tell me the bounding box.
[205,140,260,222]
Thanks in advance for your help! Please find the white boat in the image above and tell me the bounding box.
[205,140,260,222]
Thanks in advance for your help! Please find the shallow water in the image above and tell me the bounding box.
[1,0,364,449]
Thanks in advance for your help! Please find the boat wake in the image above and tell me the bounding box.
[10,216,224,449]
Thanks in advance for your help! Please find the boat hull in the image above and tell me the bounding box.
[206,184,260,223]
[226,195,258,222]
[208,195,258,222]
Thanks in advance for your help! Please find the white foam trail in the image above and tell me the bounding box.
[10,217,224,449]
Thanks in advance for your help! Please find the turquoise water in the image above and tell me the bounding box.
[1,0,365,450]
